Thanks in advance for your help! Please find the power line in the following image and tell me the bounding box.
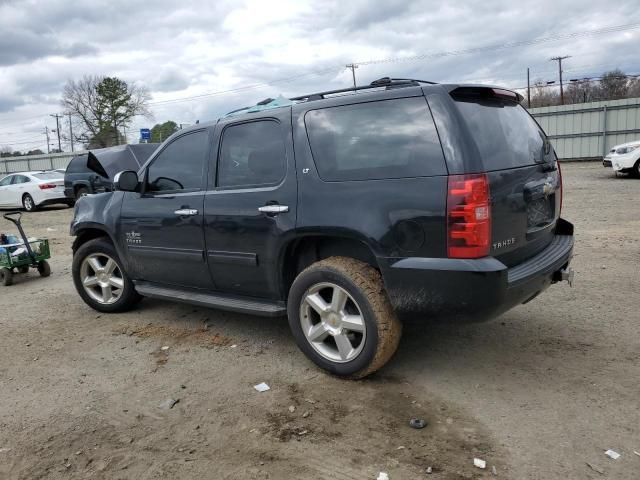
[353,22,640,66]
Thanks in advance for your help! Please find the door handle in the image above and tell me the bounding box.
[258,205,289,214]
[174,209,199,216]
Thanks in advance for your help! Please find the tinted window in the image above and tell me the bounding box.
[146,130,209,192]
[453,97,551,170]
[0,176,12,187]
[33,172,63,180]
[305,97,446,181]
[12,175,30,184]
[66,156,86,173]
[218,121,286,188]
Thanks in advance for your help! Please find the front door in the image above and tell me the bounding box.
[119,128,214,289]
[204,113,297,299]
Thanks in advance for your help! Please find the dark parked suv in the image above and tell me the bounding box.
[70,78,574,378]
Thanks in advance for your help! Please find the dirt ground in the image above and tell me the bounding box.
[0,162,638,479]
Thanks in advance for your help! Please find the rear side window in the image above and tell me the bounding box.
[66,157,85,173]
[453,93,551,170]
[217,120,286,188]
[305,97,446,181]
[146,130,209,192]
[12,175,30,184]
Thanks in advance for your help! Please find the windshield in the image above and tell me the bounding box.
[454,98,553,170]
[32,172,63,180]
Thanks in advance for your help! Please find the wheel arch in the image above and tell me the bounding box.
[72,225,115,253]
[279,232,381,298]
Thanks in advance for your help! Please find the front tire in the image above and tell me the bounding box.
[22,194,36,211]
[287,257,401,379]
[72,238,140,313]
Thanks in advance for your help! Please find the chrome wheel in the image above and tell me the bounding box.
[299,282,366,363]
[79,253,124,304]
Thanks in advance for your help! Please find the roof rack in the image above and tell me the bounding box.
[290,77,437,102]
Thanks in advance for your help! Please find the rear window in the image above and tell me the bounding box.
[33,172,63,180]
[453,94,551,170]
[305,97,446,181]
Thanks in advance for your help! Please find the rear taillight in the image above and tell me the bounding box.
[38,183,56,190]
[447,173,491,259]
[557,161,563,215]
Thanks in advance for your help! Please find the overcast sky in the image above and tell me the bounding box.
[0,0,638,153]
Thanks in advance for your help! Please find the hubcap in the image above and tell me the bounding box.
[300,282,366,363]
[79,253,124,304]
[25,197,33,209]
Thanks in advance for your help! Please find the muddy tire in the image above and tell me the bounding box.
[72,238,140,313]
[287,256,401,379]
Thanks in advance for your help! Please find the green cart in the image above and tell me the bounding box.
[0,212,51,286]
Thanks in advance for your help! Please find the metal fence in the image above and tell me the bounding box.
[0,151,85,175]
[3,98,640,168]
[529,97,640,161]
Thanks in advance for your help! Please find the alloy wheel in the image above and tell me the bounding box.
[79,253,124,304]
[299,282,367,363]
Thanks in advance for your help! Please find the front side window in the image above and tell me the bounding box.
[146,130,209,192]
[0,176,12,187]
[305,97,446,181]
[217,121,286,188]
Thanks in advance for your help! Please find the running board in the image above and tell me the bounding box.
[134,282,286,317]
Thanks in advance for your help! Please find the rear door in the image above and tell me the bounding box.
[10,175,32,207]
[203,110,296,299]
[0,175,14,206]
[450,88,561,266]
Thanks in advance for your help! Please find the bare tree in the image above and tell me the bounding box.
[529,81,560,108]
[597,69,629,100]
[61,75,153,148]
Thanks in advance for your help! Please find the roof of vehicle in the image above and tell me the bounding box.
[172,78,523,136]
[2,171,63,177]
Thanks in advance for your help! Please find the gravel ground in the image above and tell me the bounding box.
[0,162,638,479]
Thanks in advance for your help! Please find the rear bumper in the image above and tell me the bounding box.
[379,218,574,322]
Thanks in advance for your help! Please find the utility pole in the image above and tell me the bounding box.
[346,63,358,91]
[50,114,63,152]
[526,67,531,108]
[44,127,51,154]
[67,113,74,152]
[550,55,571,105]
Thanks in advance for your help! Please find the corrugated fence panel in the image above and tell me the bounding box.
[529,97,640,160]
[0,151,83,175]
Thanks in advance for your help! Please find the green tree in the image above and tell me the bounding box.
[61,75,152,149]
[150,121,178,143]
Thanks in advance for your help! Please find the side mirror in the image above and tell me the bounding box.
[113,170,139,192]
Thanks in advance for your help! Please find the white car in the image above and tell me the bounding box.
[603,141,640,177]
[0,171,72,211]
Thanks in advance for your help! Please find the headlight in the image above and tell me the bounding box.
[615,145,640,154]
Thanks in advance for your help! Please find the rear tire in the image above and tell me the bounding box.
[37,260,51,277]
[22,194,36,212]
[0,267,13,286]
[72,238,140,313]
[75,187,89,200]
[287,256,401,379]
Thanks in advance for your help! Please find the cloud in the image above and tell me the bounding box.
[0,0,639,152]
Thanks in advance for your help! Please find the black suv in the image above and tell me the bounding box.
[70,78,574,378]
